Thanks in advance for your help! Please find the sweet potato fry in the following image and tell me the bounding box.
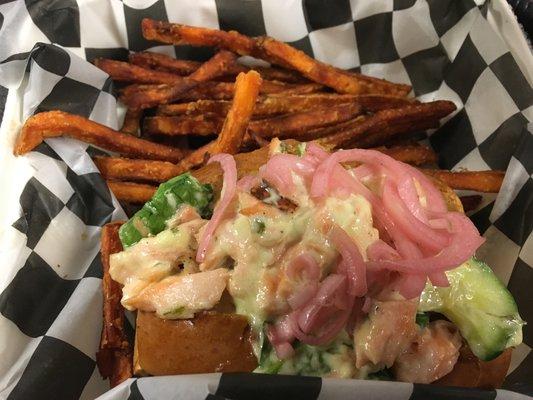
[149,103,360,139]
[422,170,505,193]
[95,157,183,183]
[170,142,215,176]
[94,58,182,85]
[121,108,142,136]
[460,195,483,213]
[122,80,322,105]
[95,146,269,184]
[168,71,263,173]
[141,19,410,96]
[351,72,411,97]
[121,50,238,109]
[257,37,411,96]
[157,94,413,118]
[375,144,438,166]
[14,111,185,162]
[252,66,308,83]
[263,81,324,95]
[212,70,262,153]
[144,114,224,136]
[142,19,260,57]
[108,181,157,203]
[129,51,201,75]
[96,222,133,387]
[98,222,126,350]
[95,143,435,185]
[249,103,362,140]
[157,100,231,116]
[184,81,298,101]
[317,100,456,149]
[120,82,235,103]
[356,94,417,112]
[129,51,306,83]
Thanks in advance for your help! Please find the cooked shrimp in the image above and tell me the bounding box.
[127,268,230,318]
[354,299,418,368]
[393,320,462,383]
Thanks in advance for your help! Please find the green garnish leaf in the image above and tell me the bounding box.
[119,173,213,248]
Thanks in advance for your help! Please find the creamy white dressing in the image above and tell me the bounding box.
[202,191,378,357]
[110,175,380,362]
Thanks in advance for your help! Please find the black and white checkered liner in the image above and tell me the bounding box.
[0,1,531,399]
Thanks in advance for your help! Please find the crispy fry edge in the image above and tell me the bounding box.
[14,111,185,162]
[96,222,133,387]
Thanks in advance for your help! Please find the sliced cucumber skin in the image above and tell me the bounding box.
[419,258,523,361]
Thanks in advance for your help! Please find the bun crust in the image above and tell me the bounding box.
[436,346,512,389]
[134,310,257,375]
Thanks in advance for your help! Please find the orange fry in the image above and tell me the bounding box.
[14,111,185,162]
[257,37,410,96]
[94,146,269,185]
[422,170,505,193]
[141,19,410,96]
[157,94,414,118]
[212,70,262,153]
[375,144,438,166]
[94,58,182,84]
[121,108,142,136]
[122,80,322,105]
[148,103,360,139]
[121,50,238,109]
[129,51,201,75]
[96,222,133,387]
[249,103,362,140]
[144,114,224,136]
[95,143,435,185]
[170,70,263,173]
[252,66,308,83]
[107,181,157,203]
[95,156,183,183]
[317,101,456,149]
[142,19,259,57]
[129,51,307,83]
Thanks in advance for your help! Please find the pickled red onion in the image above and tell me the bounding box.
[382,181,450,252]
[196,154,237,263]
[259,153,316,198]
[286,253,321,309]
[287,274,354,346]
[366,212,485,273]
[330,226,367,297]
[267,315,294,344]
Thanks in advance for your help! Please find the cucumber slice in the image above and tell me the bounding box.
[419,258,524,361]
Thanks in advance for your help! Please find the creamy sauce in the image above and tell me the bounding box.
[110,178,379,354]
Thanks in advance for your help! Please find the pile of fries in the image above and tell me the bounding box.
[15,19,505,214]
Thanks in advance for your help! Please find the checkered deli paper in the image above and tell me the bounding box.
[0,0,531,399]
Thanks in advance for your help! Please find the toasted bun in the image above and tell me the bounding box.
[134,310,257,375]
[436,347,512,389]
[130,145,510,386]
